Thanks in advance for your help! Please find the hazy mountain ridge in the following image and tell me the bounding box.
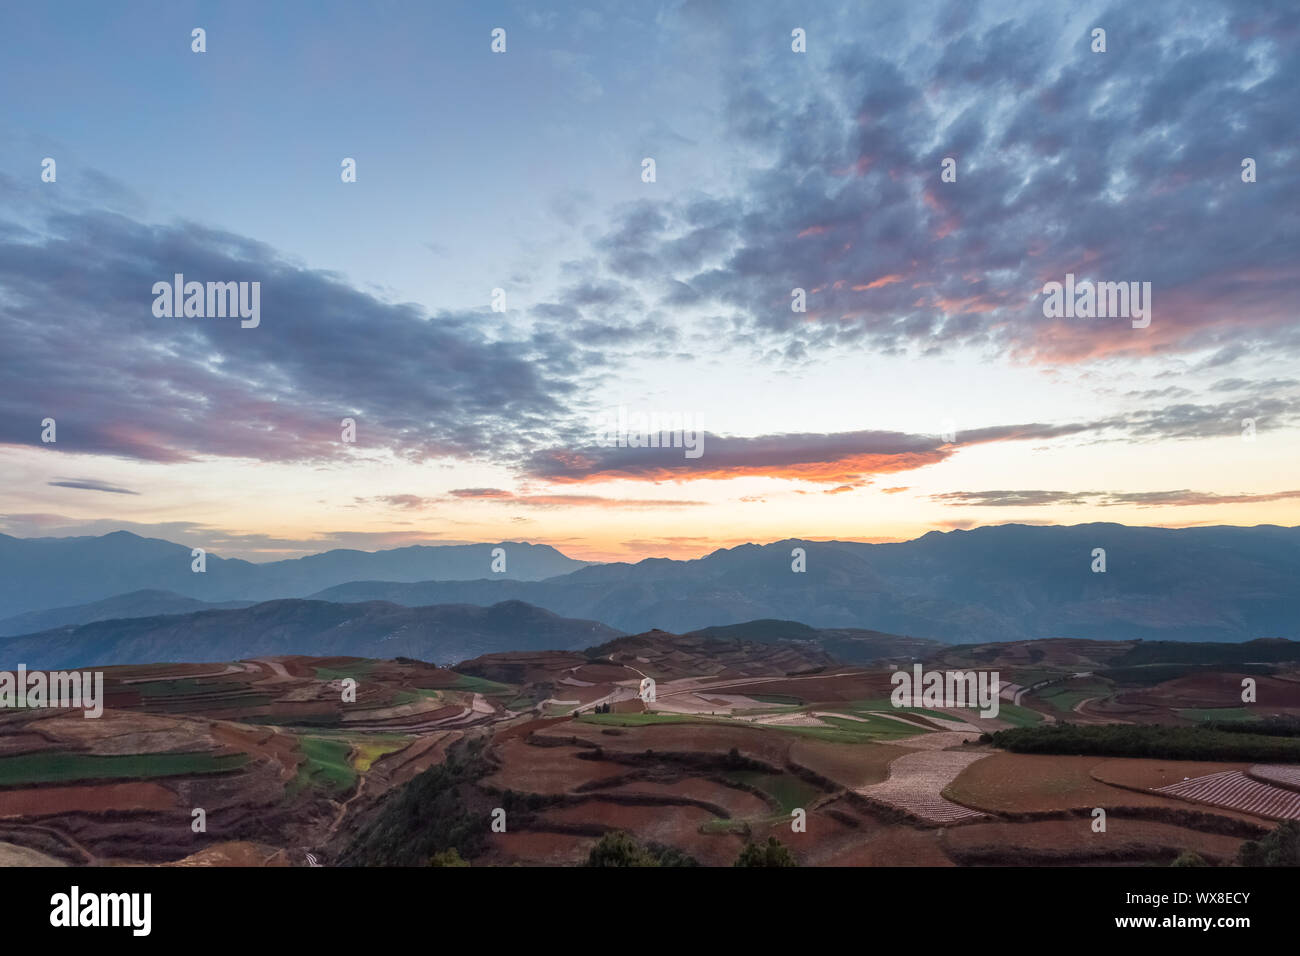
[0,588,254,637]
[0,598,622,670]
[4,524,1297,647]
[0,532,594,619]
[308,524,1300,643]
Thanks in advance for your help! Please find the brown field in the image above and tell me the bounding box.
[0,782,177,818]
[942,818,1247,865]
[598,778,774,817]
[483,830,597,866]
[788,739,901,788]
[483,738,627,794]
[159,841,291,867]
[1090,758,1249,791]
[548,720,798,767]
[1121,672,1300,709]
[820,825,955,866]
[6,640,1296,867]
[536,800,743,865]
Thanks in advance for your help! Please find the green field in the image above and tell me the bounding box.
[351,737,409,772]
[313,662,376,681]
[844,698,954,721]
[288,736,358,797]
[700,818,750,835]
[1178,707,1255,723]
[575,712,707,727]
[451,674,515,696]
[390,688,445,707]
[0,751,250,786]
[990,702,1045,727]
[725,771,823,813]
[770,713,932,744]
[1033,679,1113,714]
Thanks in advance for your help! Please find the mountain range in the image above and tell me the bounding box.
[0,598,621,669]
[0,532,592,620]
[311,524,1300,643]
[0,524,1296,657]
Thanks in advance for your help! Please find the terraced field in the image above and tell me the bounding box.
[1155,770,1300,820]
[857,748,989,824]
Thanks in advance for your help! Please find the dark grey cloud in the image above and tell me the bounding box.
[933,488,1300,508]
[0,202,585,466]
[48,477,139,495]
[524,421,1090,485]
[564,0,1299,367]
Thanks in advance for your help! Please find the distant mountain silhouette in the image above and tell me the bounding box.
[0,531,594,619]
[0,589,251,637]
[308,524,1300,643]
[0,599,621,669]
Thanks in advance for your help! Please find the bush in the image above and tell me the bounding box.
[1239,820,1300,867]
[586,831,660,867]
[340,739,490,866]
[734,837,798,867]
[430,848,469,867]
[585,831,700,867]
[989,722,1300,763]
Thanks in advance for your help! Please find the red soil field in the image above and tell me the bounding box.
[1089,758,1248,791]
[548,720,797,766]
[598,778,774,818]
[788,739,901,789]
[483,738,626,794]
[947,753,1213,814]
[535,800,743,866]
[942,818,1246,864]
[1121,672,1300,709]
[820,826,955,866]
[0,782,177,818]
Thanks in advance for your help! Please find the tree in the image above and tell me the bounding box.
[1170,851,1207,867]
[734,836,798,867]
[586,830,660,867]
[1239,820,1300,866]
[429,848,469,867]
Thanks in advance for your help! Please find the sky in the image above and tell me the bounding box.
[0,0,1297,562]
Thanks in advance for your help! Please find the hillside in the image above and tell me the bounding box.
[310,524,1300,643]
[0,599,621,669]
[0,532,595,619]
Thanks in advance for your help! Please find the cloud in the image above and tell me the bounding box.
[556,0,1299,368]
[357,495,436,510]
[524,422,1087,484]
[932,488,1300,508]
[48,477,139,495]
[0,201,583,467]
[446,488,706,509]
